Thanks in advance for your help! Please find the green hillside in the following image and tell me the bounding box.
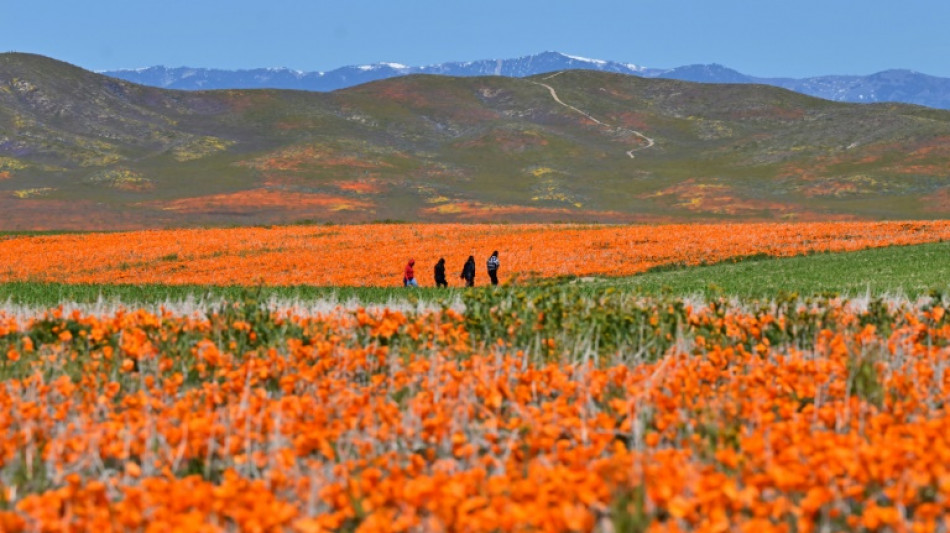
[3,53,950,229]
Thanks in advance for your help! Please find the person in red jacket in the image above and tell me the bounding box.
[403,258,418,287]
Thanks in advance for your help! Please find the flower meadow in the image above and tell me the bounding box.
[2,286,950,532]
[1,221,950,286]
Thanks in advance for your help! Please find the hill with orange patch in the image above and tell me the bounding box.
[5,53,950,229]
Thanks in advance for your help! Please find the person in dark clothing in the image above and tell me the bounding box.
[487,251,500,286]
[460,255,476,287]
[434,258,448,288]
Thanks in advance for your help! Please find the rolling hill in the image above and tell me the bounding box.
[3,52,950,229]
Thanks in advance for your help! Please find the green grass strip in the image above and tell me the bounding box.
[0,282,462,307]
[609,241,950,298]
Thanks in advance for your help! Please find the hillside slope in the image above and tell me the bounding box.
[3,53,950,229]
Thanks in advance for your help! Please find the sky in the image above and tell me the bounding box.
[3,0,950,78]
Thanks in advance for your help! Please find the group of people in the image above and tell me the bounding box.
[404,251,500,288]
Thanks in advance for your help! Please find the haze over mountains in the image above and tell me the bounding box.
[3,52,950,230]
[104,51,950,110]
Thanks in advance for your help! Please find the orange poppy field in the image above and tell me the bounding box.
[0,221,949,286]
[2,221,950,531]
[1,288,950,531]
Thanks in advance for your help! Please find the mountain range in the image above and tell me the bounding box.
[3,52,950,230]
[103,51,950,110]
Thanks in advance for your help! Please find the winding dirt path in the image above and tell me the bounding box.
[532,71,655,159]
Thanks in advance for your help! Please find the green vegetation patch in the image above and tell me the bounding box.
[0,282,459,308]
[607,241,950,298]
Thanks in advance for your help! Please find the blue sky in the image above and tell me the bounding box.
[3,0,949,77]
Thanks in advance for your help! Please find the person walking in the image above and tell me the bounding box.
[460,255,476,287]
[487,251,500,286]
[403,258,418,287]
[434,258,448,288]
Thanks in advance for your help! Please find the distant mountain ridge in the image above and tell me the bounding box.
[103,51,649,92]
[103,51,950,110]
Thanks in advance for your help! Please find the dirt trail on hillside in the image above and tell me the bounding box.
[532,71,655,158]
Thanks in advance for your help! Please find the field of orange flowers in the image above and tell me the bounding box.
[1,221,949,286]
[1,285,950,531]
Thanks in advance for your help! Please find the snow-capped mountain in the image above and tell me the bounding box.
[413,51,647,77]
[103,52,950,110]
[103,52,649,92]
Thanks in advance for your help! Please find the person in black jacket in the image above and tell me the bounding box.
[487,251,500,286]
[460,256,476,287]
[434,258,448,288]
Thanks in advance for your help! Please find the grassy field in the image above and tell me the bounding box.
[1,241,947,307]
[609,240,950,298]
[0,282,427,308]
